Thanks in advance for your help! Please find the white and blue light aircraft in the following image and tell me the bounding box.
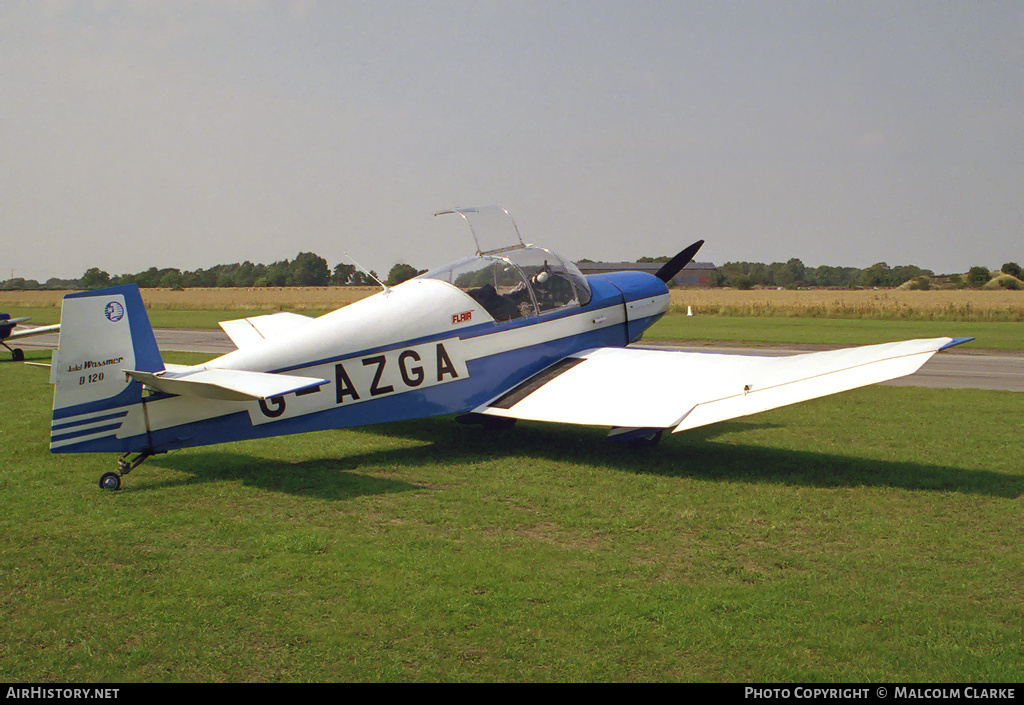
[48,207,971,490]
[2,314,60,361]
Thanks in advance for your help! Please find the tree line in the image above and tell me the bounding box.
[2,252,1020,291]
[716,259,1022,290]
[718,259,930,289]
[2,254,428,291]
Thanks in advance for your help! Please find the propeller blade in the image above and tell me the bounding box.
[654,240,705,283]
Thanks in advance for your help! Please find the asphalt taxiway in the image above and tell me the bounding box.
[11,328,1024,392]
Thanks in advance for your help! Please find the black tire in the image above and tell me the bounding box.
[11,348,24,362]
[99,473,121,491]
[629,430,663,449]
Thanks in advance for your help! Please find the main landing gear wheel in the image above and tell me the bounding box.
[2,341,24,361]
[629,430,663,449]
[99,472,121,491]
[455,413,517,431]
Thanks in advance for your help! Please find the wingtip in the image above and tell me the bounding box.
[939,337,975,351]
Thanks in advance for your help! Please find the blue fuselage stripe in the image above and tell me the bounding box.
[51,410,129,431]
[51,422,124,443]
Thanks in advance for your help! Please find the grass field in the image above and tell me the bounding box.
[1,349,1021,682]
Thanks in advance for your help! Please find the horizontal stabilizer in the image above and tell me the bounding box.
[125,367,328,402]
[219,312,313,349]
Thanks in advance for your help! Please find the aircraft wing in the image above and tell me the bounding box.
[6,323,61,340]
[125,367,328,402]
[219,312,314,349]
[474,337,972,434]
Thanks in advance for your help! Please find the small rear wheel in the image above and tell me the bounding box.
[99,472,121,491]
[11,348,24,362]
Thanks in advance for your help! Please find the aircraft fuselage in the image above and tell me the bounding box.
[50,271,670,455]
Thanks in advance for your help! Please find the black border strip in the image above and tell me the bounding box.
[488,357,586,410]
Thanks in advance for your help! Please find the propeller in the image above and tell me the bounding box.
[654,240,705,283]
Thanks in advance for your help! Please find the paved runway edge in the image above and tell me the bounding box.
[13,330,1024,392]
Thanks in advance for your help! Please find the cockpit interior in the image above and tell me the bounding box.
[418,246,592,322]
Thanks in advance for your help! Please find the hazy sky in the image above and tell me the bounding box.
[2,1,1021,281]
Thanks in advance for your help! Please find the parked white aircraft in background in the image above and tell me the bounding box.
[1,314,60,361]
[46,207,972,490]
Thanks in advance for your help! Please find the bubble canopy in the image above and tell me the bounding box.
[418,245,593,322]
[433,206,526,256]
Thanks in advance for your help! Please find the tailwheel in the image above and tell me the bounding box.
[99,450,156,490]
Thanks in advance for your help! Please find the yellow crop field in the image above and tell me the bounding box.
[669,287,1024,321]
[3,285,1023,321]
[0,287,380,311]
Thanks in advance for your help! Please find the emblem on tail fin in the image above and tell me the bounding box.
[104,301,125,322]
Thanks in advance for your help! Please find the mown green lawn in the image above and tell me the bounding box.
[1,351,1020,682]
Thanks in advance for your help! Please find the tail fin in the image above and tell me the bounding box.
[50,284,163,453]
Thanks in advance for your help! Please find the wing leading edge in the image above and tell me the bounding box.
[5,323,61,340]
[475,337,973,434]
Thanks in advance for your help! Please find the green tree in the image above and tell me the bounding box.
[859,262,891,288]
[1001,262,1021,279]
[2,277,42,290]
[80,267,111,289]
[728,274,753,290]
[349,269,380,287]
[890,265,933,287]
[331,263,356,286]
[386,263,423,286]
[289,252,329,286]
[159,270,183,289]
[265,260,290,287]
[232,261,258,287]
[215,269,235,288]
[771,259,805,287]
[966,266,991,288]
[807,265,858,288]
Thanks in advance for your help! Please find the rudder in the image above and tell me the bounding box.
[50,284,163,452]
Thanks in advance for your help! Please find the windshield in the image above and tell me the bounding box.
[419,246,592,321]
